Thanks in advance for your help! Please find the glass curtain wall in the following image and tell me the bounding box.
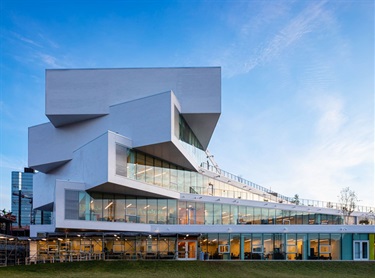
[65,190,343,226]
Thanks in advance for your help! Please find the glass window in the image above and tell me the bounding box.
[90,192,103,221]
[195,202,205,224]
[238,206,246,224]
[147,199,157,224]
[145,156,154,184]
[78,191,89,220]
[308,234,319,260]
[222,204,230,225]
[331,234,341,260]
[187,202,195,224]
[65,190,79,220]
[268,209,275,224]
[114,195,125,222]
[126,149,136,179]
[162,161,170,189]
[297,234,307,260]
[154,159,162,187]
[136,152,146,181]
[157,199,167,224]
[137,199,147,223]
[125,198,136,223]
[115,144,127,176]
[214,203,221,225]
[207,233,219,259]
[252,234,263,259]
[178,201,187,225]
[230,205,238,225]
[253,208,261,224]
[205,203,214,225]
[167,199,177,224]
[319,234,331,259]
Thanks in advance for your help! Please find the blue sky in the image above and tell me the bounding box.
[0,0,373,211]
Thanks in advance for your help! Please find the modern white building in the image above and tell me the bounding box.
[28,67,374,261]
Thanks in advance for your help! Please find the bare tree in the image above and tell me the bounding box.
[338,187,358,225]
[291,194,300,205]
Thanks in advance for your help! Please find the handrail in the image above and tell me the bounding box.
[200,162,375,213]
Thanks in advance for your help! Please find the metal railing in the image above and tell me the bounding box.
[200,162,375,213]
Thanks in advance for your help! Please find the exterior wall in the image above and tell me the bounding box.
[341,234,353,260]
[45,67,221,121]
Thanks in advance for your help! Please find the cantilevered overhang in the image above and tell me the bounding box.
[136,141,197,171]
[182,113,220,150]
[88,179,180,200]
[45,67,221,128]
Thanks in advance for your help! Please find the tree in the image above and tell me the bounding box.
[338,187,358,225]
[291,194,300,205]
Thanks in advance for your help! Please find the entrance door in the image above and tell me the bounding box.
[353,241,369,260]
[177,241,197,260]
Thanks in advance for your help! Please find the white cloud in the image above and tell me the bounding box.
[265,94,374,206]
[312,94,347,135]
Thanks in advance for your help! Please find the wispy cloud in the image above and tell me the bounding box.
[215,0,333,77]
[0,154,25,172]
[38,33,59,49]
[37,53,63,68]
[11,31,42,48]
[266,94,374,205]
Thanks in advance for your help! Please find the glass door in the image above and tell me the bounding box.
[353,241,369,260]
[177,241,197,260]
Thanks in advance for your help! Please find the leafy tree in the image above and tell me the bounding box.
[338,187,358,224]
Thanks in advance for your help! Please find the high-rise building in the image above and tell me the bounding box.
[11,168,34,228]
[11,168,51,233]
[27,67,374,261]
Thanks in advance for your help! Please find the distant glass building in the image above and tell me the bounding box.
[11,168,51,228]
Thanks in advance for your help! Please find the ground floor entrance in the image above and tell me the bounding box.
[177,240,197,260]
[1,232,374,266]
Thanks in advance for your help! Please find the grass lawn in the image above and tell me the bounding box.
[1,260,374,278]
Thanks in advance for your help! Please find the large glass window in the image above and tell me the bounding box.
[308,234,319,260]
[252,234,263,260]
[179,115,203,150]
[319,234,331,260]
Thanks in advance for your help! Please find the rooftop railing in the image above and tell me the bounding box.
[200,162,375,214]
